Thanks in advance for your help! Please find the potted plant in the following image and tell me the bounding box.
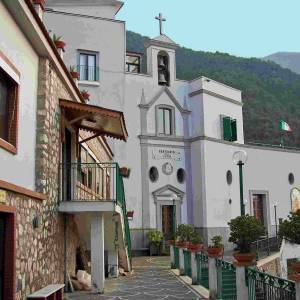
[52,34,66,51]
[279,210,300,277]
[120,167,131,178]
[188,231,203,252]
[228,215,265,265]
[207,235,224,258]
[175,224,194,248]
[148,230,163,256]
[81,90,90,101]
[69,66,79,80]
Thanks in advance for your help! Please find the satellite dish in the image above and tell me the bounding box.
[232,150,248,164]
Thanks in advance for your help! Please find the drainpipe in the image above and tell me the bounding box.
[64,213,68,292]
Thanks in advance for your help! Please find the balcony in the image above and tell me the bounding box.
[77,65,99,82]
[59,162,125,212]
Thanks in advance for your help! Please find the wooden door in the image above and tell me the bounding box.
[161,205,174,239]
[0,214,4,300]
[253,194,264,225]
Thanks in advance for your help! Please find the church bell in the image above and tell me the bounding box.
[158,56,166,68]
[158,72,167,85]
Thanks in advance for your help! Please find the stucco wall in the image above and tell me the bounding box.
[0,2,38,190]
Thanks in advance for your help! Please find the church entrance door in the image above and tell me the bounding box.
[161,205,174,239]
[252,194,265,226]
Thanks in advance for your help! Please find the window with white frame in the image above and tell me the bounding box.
[78,52,99,81]
[157,106,174,135]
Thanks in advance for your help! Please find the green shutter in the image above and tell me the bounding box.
[223,116,232,141]
[231,119,237,141]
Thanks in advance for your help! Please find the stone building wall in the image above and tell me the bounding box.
[3,191,64,300]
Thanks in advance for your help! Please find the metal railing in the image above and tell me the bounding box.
[196,252,209,289]
[216,259,237,300]
[247,267,296,300]
[59,162,118,202]
[251,236,280,260]
[183,249,191,277]
[174,246,180,269]
[77,65,99,81]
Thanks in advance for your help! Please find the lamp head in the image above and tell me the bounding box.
[233,150,248,165]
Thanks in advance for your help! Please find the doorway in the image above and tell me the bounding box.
[62,128,72,201]
[161,205,174,240]
[0,208,15,300]
[252,194,264,225]
[0,214,4,300]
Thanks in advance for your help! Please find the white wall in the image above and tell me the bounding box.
[0,2,38,189]
[202,140,300,231]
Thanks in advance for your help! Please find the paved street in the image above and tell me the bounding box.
[66,257,202,300]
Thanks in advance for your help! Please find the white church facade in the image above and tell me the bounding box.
[44,0,300,251]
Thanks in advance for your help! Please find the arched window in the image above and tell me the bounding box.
[157,51,169,86]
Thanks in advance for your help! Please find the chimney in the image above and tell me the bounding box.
[32,0,45,20]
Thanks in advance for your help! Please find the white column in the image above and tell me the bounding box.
[208,257,218,299]
[191,252,198,285]
[107,250,119,278]
[295,281,300,300]
[170,245,175,269]
[236,266,248,300]
[179,248,185,275]
[91,214,105,293]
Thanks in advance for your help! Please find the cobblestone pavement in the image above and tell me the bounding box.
[66,257,202,300]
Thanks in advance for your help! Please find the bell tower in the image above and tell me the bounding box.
[145,13,179,86]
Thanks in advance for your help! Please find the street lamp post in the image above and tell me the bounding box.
[274,202,278,237]
[233,150,248,216]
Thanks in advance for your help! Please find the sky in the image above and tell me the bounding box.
[118,0,300,58]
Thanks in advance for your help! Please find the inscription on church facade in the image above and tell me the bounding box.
[152,149,182,161]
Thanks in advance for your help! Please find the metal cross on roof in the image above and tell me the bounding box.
[155,13,166,35]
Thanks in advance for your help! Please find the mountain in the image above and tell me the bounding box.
[127,31,300,148]
[264,52,300,75]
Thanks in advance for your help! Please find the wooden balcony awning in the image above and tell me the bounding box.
[60,99,128,141]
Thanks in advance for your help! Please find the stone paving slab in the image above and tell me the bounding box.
[65,257,203,300]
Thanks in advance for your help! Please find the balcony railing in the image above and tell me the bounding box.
[77,65,99,81]
[59,162,118,202]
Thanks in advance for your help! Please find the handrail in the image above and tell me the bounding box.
[247,267,296,293]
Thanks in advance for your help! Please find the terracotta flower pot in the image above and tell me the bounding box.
[33,0,45,10]
[233,252,256,265]
[54,40,66,50]
[176,241,189,248]
[292,262,300,273]
[188,243,203,252]
[70,71,80,80]
[120,167,131,178]
[81,92,90,101]
[290,273,300,282]
[207,247,223,258]
[168,240,175,246]
[127,211,134,218]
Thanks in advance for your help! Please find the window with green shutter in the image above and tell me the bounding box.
[222,116,237,142]
[231,119,237,141]
[223,116,232,141]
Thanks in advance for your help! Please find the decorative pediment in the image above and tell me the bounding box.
[139,87,190,115]
[152,184,185,199]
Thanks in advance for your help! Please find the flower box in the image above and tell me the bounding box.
[188,243,203,252]
[207,247,223,258]
[233,252,256,266]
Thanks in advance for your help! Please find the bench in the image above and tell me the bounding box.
[27,284,65,300]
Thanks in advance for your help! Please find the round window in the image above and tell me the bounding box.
[226,170,233,185]
[177,168,186,184]
[289,173,295,185]
[149,167,159,182]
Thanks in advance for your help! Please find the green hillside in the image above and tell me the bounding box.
[127,31,300,148]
